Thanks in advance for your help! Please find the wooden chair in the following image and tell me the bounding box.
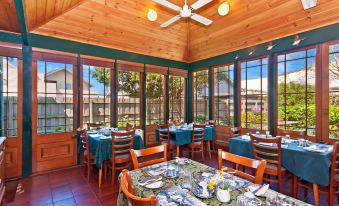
[108,129,135,186]
[87,122,105,130]
[185,124,206,161]
[294,142,339,206]
[250,135,292,193]
[205,120,215,155]
[158,124,177,158]
[130,145,167,169]
[126,123,135,131]
[218,149,267,184]
[120,169,157,206]
[79,129,95,182]
[277,128,306,139]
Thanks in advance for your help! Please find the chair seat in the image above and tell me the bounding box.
[113,153,131,163]
[264,163,287,175]
[161,140,176,148]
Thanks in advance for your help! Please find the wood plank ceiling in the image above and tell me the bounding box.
[0,0,339,62]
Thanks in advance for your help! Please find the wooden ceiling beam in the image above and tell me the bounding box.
[29,0,89,32]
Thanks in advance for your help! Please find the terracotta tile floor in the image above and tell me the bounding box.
[5,152,338,206]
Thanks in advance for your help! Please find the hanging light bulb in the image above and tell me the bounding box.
[218,1,230,16]
[147,9,157,21]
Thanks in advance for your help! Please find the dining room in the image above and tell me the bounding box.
[0,0,338,205]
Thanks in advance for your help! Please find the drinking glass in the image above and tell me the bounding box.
[181,168,192,189]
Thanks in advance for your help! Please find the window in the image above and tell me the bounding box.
[329,43,339,139]
[193,70,209,123]
[146,73,165,125]
[240,57,268,130]
[0,56,18,136]
[214,64,234,126]
[277,48,316,136]
[169,75,185,121]
[83,65,110,127]
[37,61,74,134]
[117,70,141,127]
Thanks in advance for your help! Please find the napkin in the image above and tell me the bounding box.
[135,129,143,140]
[145,181,163,189]
[241,135,251,140]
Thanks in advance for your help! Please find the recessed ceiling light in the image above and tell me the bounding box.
[300,0,317,10]
[147,9,157,21]
[218,1,230,16]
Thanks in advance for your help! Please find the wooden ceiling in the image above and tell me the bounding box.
[1,0,339,62]
[0,0,20,33]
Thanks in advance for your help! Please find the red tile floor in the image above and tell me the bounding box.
[5,152,338,206]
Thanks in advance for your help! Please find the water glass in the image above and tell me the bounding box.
[181,168,192,189]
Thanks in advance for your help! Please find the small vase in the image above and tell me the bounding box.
[216,188,231,203]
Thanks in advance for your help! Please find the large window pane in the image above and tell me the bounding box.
[38,61,74,134]
[146,73,165,125]
[214,64,234,126]
[329,43,339,139]
[169,76,185,122]
[1,56,18,137]
[118,71,140,127]
[193,70,209,123]
[277,48,316,136]
[82,65,110,128]
[240,57,268,130]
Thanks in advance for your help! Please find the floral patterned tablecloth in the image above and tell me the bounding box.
[116,160,311,206]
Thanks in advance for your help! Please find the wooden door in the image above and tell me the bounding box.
[0,47,23,178]
[31,51,77,173]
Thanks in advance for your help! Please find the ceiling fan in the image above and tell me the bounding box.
[153,0,213,27]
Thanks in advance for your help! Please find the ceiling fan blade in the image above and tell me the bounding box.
[190,0,212,10]
[161,15,181,27]
[190,13,212,26]
[152,0,181,11]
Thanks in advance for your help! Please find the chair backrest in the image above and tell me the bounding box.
[130,145,167,169]
[218,150,266,184]
[120,169,157,206]
[79,129,88,151]
[158,124,170,143]
[111,130,135,159]
[192,124,206,142]
[126,123,135,131]
[87,122,105,130]
[276,128,306,139]
[250,135,282,171]
[330,142,339,186]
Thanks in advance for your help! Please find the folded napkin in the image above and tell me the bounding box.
[241,135,251,140]
[135,129,143,140]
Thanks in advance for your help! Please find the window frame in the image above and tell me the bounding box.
[169,75,186,122]
[213,63,235,126]
[238,56,269,131]
[192,68,209,123]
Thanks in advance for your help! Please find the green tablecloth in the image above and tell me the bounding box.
[155,127,215,146]
[88,133,144,167]
[229,136,332,186]
[116,160,310,206]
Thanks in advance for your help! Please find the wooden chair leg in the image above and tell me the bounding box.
[328,183,334,206]
[313,184,319,206]
[87,161,90,182]
[103,161,107,180]
[293,176,297,198]
[207,141,211,159]
[98,168,102,188]
[111,164,116,186]
[176,146,180,157]
[191,148,194,160]
[278,175,282,193]
[201,145,205,162]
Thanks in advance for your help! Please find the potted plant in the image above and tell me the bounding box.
[216,181,231,203]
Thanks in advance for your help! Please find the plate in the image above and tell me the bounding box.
[175,158,191,165]
[192,185,215,199]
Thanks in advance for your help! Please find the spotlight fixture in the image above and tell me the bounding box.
[218,1,230,16]
[249,49,255,56]
[292,35,306,46]
[267,42,276,51]
[234,54,239,60]
[147,9,157,21]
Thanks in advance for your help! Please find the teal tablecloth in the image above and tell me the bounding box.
[229,137,332,186]
[155,127,215,146]
[88,134,144,167]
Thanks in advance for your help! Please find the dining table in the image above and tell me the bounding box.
[116,159,310,206]
[155,126,215,144]
[87,129,145,188]
[229,136,333,187]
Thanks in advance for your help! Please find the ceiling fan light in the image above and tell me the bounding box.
[218,1,230,16]
[147,9,157,21]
